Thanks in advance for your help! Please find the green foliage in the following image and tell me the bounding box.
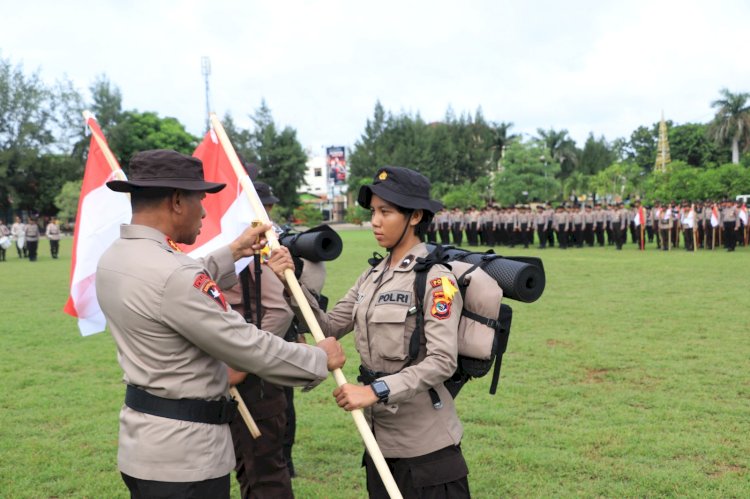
[669,122,726,167]
[709,88,750,164]
[579,133,616,175]
[590,161,645,201]
[250,101,309,212]
[108,111,199,167]
[293,203,323,227]
[54,179,82,221]
[344,205,369,225]
[645,161,750,201]
[495,139,561,204]
[441,182,483,209]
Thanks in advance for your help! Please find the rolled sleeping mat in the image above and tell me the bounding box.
[279,224,343,262]
[426,244,545,303]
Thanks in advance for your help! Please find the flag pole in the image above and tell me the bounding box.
[82,111,126,180]
[209,114,402,499]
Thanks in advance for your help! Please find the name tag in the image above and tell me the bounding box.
[375,291,412,306]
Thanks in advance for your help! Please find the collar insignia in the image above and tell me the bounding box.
[165,237,182,253]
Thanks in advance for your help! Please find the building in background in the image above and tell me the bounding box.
[301,146,349,222]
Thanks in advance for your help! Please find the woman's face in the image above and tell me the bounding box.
[369,195,409,249]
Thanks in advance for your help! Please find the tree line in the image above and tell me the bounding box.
[2,53,750,223]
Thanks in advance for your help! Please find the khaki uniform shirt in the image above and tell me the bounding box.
[294,243,463,458]
[96,225,328,482]
[24,223,40,242]
[46,222,61,241]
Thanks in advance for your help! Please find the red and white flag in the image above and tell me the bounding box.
[64,115,132,336]
[182,130,260,272]
[710,205,720,228]
[633,206,646,227]
[739,204,748,226]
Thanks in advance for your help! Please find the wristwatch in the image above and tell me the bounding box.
[370,379,390,403]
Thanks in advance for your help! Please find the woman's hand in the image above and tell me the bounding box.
[333,383,379,411]
[266,245,295,284]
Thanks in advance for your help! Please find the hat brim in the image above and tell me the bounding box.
[106,179,226,194]
[358,184,443,214]
[259,194,280,205]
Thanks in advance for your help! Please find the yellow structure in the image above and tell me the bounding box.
[654,112,671,172]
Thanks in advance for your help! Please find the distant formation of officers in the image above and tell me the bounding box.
[427,199,748,252]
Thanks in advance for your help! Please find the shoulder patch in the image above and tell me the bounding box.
[193,273,227,311]
[430,278,442,288]
[430,291,451,320]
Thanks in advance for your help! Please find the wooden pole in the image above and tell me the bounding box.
[209,114,403,499]
[82,111,265,441]
[229,386,261,438]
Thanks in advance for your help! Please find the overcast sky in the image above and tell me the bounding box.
[3,0,749,155]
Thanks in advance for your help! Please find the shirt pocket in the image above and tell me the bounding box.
[369,304,410,361]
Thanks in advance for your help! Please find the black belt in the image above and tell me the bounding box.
[357,365,392,385]
[125,385,237,424]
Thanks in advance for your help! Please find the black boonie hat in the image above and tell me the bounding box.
[107,150,225,193]
[358,166,443,214]
[254,181,280,205]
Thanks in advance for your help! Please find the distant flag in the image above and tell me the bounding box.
[710,205,720,228]
[64,114,132,336]
[633,206,646,227]
[182,130,259,272]
[739,204,748,226]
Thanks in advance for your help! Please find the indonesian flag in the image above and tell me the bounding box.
[64,115,132,336]
[682,206,695,229]
[182,130,260,272]
[740,204,748,226]
[710,205,720,228]
[633,206,646,227]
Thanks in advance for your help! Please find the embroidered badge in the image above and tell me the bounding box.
[431,291,451,320]
[430,278,442,288]
[440,277,459,301]
[165,237,182,252]
[399,254,414,269]
[193,273,227,311]
[378,171,388,180]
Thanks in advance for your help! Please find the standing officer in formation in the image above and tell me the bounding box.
[96,149,345,498]
[24,215,40,262]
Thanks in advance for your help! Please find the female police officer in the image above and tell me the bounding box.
[269,166,470,498]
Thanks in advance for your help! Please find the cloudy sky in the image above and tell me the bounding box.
[3,0,748,155]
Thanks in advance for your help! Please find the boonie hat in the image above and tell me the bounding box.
[255,181,280,205]
[107,150,225,193]
[358,166,443,214]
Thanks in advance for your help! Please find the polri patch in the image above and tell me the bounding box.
[375,290,412,306]
[193,273,227,311]
[430,278,442,288]
[430,291,451,320]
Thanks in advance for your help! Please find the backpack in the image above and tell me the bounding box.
[410,245,513,399]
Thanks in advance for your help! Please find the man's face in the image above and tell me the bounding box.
[174,190,206,245]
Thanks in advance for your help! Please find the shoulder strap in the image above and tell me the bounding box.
[409,245,453,360]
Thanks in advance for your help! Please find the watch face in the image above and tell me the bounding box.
[372,380,389,397]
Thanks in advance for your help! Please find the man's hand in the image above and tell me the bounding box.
[265,245,295,284]
[333,383,379,411]
[229,223,272,261]
[316,337,346,371]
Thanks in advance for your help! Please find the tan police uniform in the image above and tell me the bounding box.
[293,242,464,459]
[97,224,329,483]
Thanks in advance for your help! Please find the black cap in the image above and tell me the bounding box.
[254,181,280,205]
[358,166,442,214]
[107,150,225,193]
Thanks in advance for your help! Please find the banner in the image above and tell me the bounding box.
[326,146,346,185]
[64,116,131,336]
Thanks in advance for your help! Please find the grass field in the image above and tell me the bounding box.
[0,231,748,498]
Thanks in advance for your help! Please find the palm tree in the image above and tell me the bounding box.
[489,121,517,169]
[536,128,579,179]
[710,88,750,164]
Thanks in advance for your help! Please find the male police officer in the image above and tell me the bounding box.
[96,150,345,498]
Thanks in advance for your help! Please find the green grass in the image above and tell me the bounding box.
[0,233,748,498]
